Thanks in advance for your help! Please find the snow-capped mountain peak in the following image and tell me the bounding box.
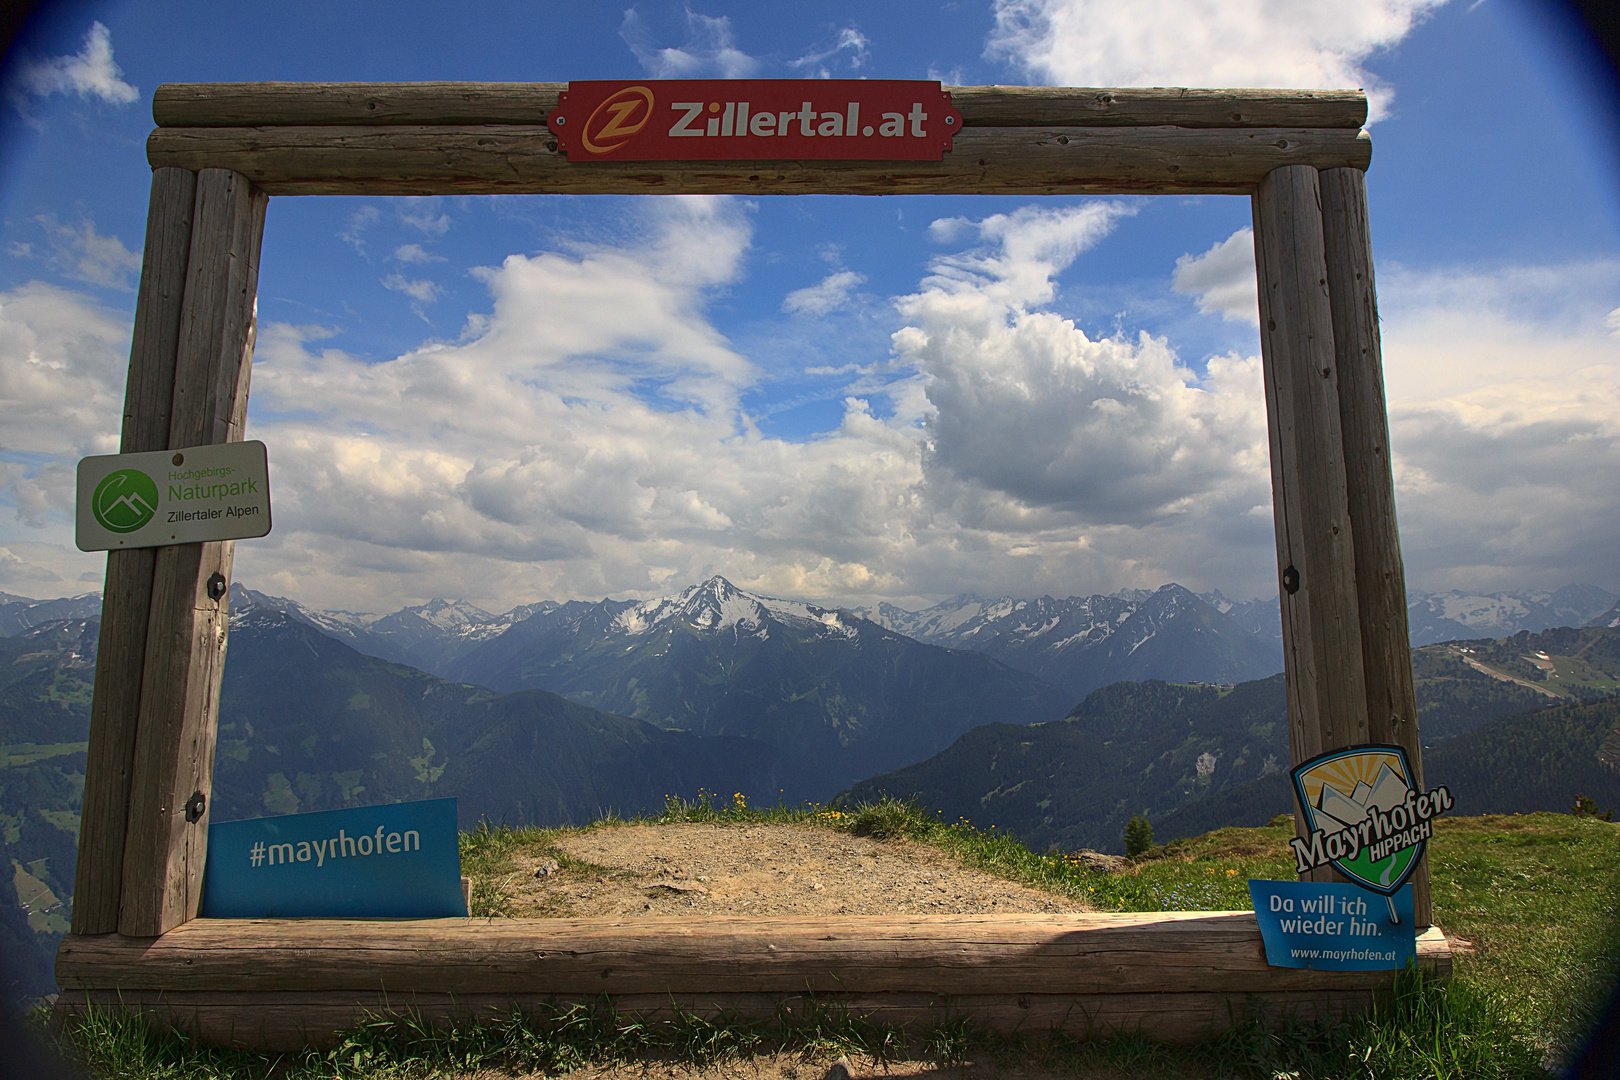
[398,598,495,632]
[611,576,857,640]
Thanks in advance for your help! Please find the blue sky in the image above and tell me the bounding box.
[0,0,1615,614]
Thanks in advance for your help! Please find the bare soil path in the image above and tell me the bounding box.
[463,1052,1192,1080]
[500,822,1086,919]
[463,825,1177,1080]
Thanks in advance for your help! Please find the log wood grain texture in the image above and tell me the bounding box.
[1252,165,1380,892]
[153,82,1368,130]
[1318,166,1431,926]
[1252,166,1372,765]
[72,168,198,935]
[56,913,1450,1049]
[118,169,267,938]
[144,124,1371,197]
[146,82,1370,196]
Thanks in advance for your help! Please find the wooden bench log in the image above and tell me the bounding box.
[152,82,1368,131]
[55,913,1448,1050]
[59,912,1450,996]
[146,124,1371,197]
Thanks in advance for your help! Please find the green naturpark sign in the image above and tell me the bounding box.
[76,440,272,551]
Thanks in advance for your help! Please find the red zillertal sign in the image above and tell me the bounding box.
[547,81,962,162]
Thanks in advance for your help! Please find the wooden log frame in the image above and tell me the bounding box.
[62,80,1437,1048]
[54,913,1452,1050]
[143,82,1372,197]
[1252,166,1373,877]
[152,83,1371,129]
[1318,168,1431,921]
[72,167,198,936]
[119,170,267,938]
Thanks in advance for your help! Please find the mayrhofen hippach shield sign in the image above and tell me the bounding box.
[547,80,962,161]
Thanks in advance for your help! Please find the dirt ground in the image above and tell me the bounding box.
[467,1052,1194,1080]
[501,822,1086,919]
[552,1052,1192,1080]
[468,825,1160,1080]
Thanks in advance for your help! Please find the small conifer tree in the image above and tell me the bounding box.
[1124,813,1154,856]
[1572,793,1613,821]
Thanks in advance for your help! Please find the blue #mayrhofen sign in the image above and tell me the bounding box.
[1249,879,1416,971]
[199,797,465,918]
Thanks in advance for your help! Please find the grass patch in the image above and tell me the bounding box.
[458,819,552,917]
[458,819,619,918]
[49,797,1619,1079]
[1428,813,1620,1049]
[52,971,1551,1080]
[58,994,923,1080]
[0,741,88,767]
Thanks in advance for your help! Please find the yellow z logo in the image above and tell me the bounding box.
[581,86,655,155]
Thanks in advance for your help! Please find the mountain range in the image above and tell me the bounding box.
[227,581,1072,807]
[847,624,1620,854]
[1197,584,1619,651]
[10,578,1615,693]
[1401,585,1618,645]
[221,578,1280,705]
[440,576,1071,795]
[1149,694,1620,845]
[852,584,1281,698]
[222,584,552,674]
[0,592,101,637]
[2,575,1617,1007]
[214,606,788,825]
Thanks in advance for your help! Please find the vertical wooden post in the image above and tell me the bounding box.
[1251,166,1371,882]
[71,168,198,936]
[118,169,267,937]
[1319,167,1432,926]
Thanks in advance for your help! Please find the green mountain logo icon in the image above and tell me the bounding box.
[91,469,159,533]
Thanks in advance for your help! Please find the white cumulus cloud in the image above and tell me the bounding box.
[10,22,138,109]
[1376,260,1620,591]
[621,8,760,78]
[393,244,445,265]
[789,27,871,77]
[897,203,1270,531]
[3,191,1613,609]
[381,273,444,309]
[986,0,1449,122]
[1173,228,1259,325]
[226,195,1266,611]
[25,215,143,291]
[0,283,129,535]
[783,271,866,315]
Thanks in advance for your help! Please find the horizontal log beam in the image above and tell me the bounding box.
[153,82,1368,131]
[953,86,1366,129]
[154,81,562,128]
[58,912,1449,998]
[55,987,1380,1051]
[146,124,1371,197]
